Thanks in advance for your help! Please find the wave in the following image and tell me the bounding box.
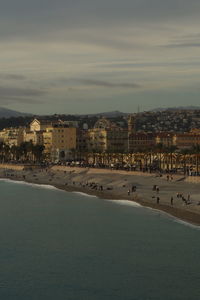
[173,218,200,230]
[109,199,142,207]
[73,191,97,198]
[110,199,200,229]
[0,178,60,191]
[1,178,199,230]
[142,205,200,230]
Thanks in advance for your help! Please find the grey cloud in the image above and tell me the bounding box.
[0,74,26,80]
[0,0,200,41]
[100,61,200,69]
[164,42,200,48]
[162,32,200,48]
[0,86,46,99]
[76,79,141,89]
[0,0,200,114]
[2,0,200,21]
[0,97,43,105]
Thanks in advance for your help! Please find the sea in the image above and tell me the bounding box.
[0,179,199,300]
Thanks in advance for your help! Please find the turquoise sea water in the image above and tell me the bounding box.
[0,179,199,300]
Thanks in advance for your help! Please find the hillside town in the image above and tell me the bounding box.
[0,112,200,174]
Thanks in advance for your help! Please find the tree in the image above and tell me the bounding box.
[32,144,45,162]
[191,144,200,174]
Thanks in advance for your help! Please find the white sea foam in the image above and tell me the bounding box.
[1,178,199,230]
[73,191,97,198]
[109,199,142,207]
[141,205,200,230]
[0,178,60,191]
[173,218,200,230]
[110,198,200,229]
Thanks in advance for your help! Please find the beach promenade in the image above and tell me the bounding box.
[0,164,200,226]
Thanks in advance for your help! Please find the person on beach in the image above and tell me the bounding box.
[132,185,136,192]
[171,196,173,206]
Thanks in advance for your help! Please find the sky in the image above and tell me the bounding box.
[0,0,200,114]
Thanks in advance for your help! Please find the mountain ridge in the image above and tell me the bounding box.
[0,107,32,118]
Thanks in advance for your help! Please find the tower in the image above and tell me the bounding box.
[128,115,136,134]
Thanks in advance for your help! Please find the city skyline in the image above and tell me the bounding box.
[1,0,200,114]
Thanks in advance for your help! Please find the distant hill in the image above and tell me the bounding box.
[0,107,32,118]
[79,110,129,117]
[150,106,200,112]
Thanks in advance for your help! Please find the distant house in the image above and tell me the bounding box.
[30,118,60,132]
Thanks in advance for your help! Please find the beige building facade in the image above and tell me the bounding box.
[87,118,128,153]
[173,133,200,149]
[42,125,77,161]
[0,127,24,147]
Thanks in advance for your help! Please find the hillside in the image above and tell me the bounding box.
[0,107,32,118]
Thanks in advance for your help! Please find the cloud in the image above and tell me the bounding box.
[0,0,200,42]
[161,31,200,48]
[74,79,141,89]
[0,86,46,105]
[164,42,200,48]
[0,0,200,114]
[0,74,26,80]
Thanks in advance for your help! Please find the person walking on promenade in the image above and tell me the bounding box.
[128,189,130,196]
[157,197,160,204]
[171,196,173,206]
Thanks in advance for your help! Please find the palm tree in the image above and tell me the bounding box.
[180,148,190,175]
[166,145,177,170]
[191,144,200,174]
[3,144,10,162]
[32,144,45,162]
[0,142,5,162]
[154,143,164,171]
[10,145,19,161]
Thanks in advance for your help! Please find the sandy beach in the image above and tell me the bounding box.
[0,164,200,226]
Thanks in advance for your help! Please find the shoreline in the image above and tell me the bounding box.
[1,176,200,227]
[0,164,200,226]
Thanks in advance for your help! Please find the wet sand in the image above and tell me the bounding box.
[0,164,200,226]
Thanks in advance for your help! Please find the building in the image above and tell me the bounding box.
[24,130,44,145]
[43,125,77,161]
[155,133,174,147]
[128,114,136,134]
[30,118,61,132]
[0,127,24,147]
[173,132,200,149]
[87,118,128,153]
[43,128,53,158]
[76,129,88,158]
[128,132,156,152]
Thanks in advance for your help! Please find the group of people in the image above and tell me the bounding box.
[127,185,137,195]
[72,181,106,191]
[176,193,192,205]
[152,185,160,193]
[166,175,173,181]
